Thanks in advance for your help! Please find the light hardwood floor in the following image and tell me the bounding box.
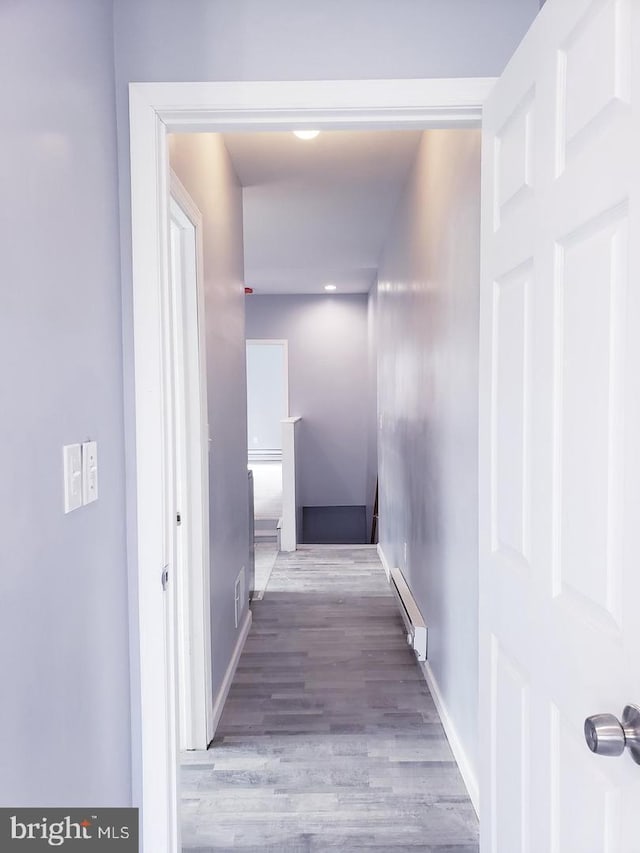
[181,545,479,852]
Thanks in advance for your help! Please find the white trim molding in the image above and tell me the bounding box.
[376,542,391,581]
[135,78,496,133]
[128,77,495,853]
[210,610,252,736]
[280,416,302,552]
[376,543,478,814]
[169,174,214,751]
[420,660,479,816]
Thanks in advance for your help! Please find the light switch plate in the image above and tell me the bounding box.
[82,441,98,505]
[63,444,83,513]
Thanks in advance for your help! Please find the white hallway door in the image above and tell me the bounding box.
[479,0,640,850]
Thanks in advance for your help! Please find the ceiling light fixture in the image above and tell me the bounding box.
[293,130,320,140]
[324,284,337,292]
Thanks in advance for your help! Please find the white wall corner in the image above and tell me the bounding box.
[376,542,391,580]
[420,660,479,817]
[210,609,252,738]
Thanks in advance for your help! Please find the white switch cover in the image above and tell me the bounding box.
[82,441,98,505]
[63,444,83,513]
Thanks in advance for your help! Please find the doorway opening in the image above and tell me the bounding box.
[246,339,288,598]
[128,78,492,852]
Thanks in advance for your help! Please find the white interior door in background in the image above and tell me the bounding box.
[169,173,213,753]
[246,340,289,460]
[479,0,640,850]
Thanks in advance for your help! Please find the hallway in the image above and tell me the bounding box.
[181,546,478,852]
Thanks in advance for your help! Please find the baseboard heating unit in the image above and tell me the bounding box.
[389,567,427,662]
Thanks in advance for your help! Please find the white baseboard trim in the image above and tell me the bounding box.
[377,544,478,812]
[248,451,282,463]
[420,659,479,817]
[209,608,252,740]
[376,543,391,580]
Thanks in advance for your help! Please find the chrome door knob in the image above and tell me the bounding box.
[584,714,625,756]
[584,705,640,764]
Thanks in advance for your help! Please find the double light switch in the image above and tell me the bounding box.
[63,441,98,513]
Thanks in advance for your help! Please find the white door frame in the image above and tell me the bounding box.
[128,77,495,853]
[169,172,214,752]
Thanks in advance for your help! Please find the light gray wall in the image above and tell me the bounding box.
[113,0,538,82]
[168,134,250,701]
[0,0,130,806]
[377,130,482,777]
[245,295,372,512]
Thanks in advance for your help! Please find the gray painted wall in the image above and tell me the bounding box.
[113,0,538,82]
[377,130,482,778]
[245,295,372,513]
[168,134,250,702]
[0,0,130,806]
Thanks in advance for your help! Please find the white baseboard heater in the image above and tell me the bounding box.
[389,567,427,662]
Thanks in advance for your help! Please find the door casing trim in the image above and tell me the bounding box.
[128,76,495,852]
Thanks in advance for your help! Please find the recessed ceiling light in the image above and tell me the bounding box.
[293,130,320,140]
[324,284,337,291]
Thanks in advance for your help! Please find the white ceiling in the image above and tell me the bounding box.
[222,130,422,295]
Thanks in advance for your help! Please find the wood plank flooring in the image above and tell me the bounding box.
[181,545,479,852]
